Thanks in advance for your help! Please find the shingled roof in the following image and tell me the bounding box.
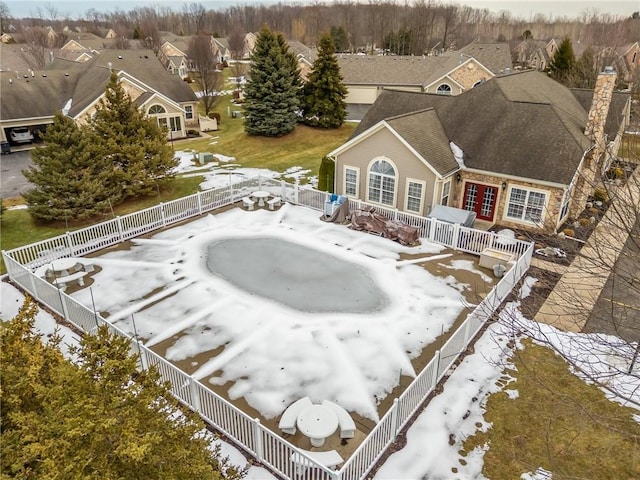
[1,49,197,122]
[349,71,618,185]
[456,42,513,73]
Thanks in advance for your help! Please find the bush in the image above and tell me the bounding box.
[579,217,591,227]
[606,167,624,179]
[562,228,575,237]
[593,188,609,203]
[183,76,192,83]
[318,156,335,192]
[587,206,599,215]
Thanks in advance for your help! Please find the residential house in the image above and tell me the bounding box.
[57,39,98,62]
[288,40,316,80]
[0,49,199,143]
[158,40,191,79]
[338,41,512,120]
[327,69,629,233]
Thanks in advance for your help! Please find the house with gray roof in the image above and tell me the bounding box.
[338,41,512,120]
[328,69,630,233]
[0,49,198,144]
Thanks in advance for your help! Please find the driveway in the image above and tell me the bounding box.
[0,150,33,199]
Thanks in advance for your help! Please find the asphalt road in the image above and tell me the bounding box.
[0,149,32,199]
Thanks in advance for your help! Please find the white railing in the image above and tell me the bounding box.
[2,176,533,480]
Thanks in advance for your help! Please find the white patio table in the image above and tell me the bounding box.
[296,404,339,447]
[250,190,270,207]
[47,258,80,277]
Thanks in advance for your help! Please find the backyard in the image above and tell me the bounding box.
[59,201,497,458]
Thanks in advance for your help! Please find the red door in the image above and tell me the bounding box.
[463,183,498,221]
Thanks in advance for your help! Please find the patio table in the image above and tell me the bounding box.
[296,404,339,447]
[250,190,270,207]
[47,258,80,277]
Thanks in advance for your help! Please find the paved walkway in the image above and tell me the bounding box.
[535,166,640,332]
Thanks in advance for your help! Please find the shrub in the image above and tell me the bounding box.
[593,188,609,203]
[578,217,590,227]
[183,76,192,83]
[606,166,624,179]
[318,156,335,192]
[562,228,575,237]
[587,207,599,215]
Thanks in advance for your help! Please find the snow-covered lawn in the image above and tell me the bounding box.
[67,204,492,422]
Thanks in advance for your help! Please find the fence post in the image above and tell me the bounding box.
[59,289,70,321]
[433,350,441,384]
[65,232,75,256]
[196,191,203,214]
[294,179,300,205]
[451,223,460,249]
[160,203,167,227]
[137,341,149,371]
[253,418,264,461]
[391,398,400,441]
[189,376,201,413]
[116,216,125,242]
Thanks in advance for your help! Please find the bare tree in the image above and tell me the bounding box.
[227,25,245,60]
[188,34,223,116]
[0,1,11,34]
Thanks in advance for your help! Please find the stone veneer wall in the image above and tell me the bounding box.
[449,60,491,90]
[454,171,566,233]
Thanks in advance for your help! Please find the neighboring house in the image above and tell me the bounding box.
[158,41,191,79]
[212,33,257,62]
[338,42,511,120]
[597,42,640,84]
[288,40,316,80]
[57,39,98,62]
[327,69,630,233]
[0,49,199,143]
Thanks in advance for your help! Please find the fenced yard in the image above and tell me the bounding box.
[3,176,533,480]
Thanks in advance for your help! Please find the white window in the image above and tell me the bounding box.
[185,105,193,120]
[506,186,547,224]
[344,167,359,197]
[436,84,452,95]
[406,180,424,213]
[148,104,166,115]
[440,180,451,206]
[368,159,396,206]
[169,116,182,132]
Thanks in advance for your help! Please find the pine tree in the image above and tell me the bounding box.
[23,111,115,221]
[243,25,301,137]
[91,71,176,199]
[548,37,576,85]
[301,33,348,129]
[1,298,244,480]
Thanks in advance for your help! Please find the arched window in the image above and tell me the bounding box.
[148,104,166,115]
[436,84,452,95]
[368,159,396,206]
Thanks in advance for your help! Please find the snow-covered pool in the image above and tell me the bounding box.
[206,237,387,313]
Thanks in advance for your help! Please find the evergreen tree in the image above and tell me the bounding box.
[243,25,301,137]
[301,33,348,129]
[548,36,576,85]
[317,156,335,192]
[1,298,245,480]
[23,112,115,222]
[574,47,597,89]
[329,26,349,52]
[91,71,176,199]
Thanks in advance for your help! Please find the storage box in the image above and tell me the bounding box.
[479,248,514,269]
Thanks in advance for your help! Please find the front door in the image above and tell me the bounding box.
[463,182,498,221]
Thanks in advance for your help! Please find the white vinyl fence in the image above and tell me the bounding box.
[3,176,533,480]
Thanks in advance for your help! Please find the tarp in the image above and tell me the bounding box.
[349,206,420,246]
[320,199,350,224]
[427,205,476,227]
